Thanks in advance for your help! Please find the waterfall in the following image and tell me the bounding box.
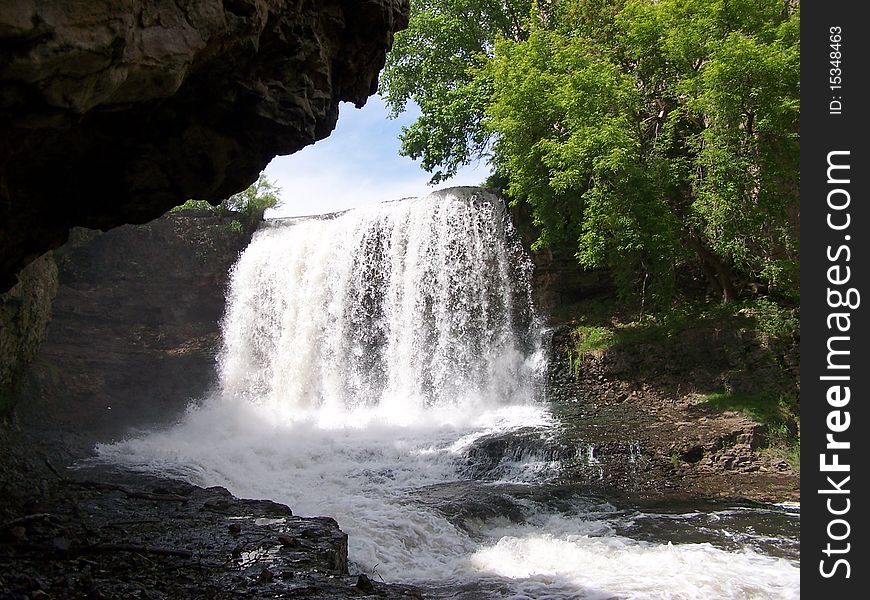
[97,187,799,599]
[218,188,542,416]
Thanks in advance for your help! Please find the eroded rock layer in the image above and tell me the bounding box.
[0,0,409,290]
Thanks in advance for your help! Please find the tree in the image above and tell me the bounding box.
[383,0,800,302]
[381,0,533,183]
[224,173,282,220]
[607,0,800,301]
[173,173,282,222]
[486,21,684,299]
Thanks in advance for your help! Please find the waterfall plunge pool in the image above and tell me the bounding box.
[96,189,799,599]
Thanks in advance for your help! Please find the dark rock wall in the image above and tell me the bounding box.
[0,0,410,290]
[16,211,253,446]
[0,254,58,413]
[507,199,611,316]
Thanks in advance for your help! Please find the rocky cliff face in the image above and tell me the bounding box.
[16,211,254,444]
[0,254,58,413]
[0,0,410,291]
[506,199,611,315]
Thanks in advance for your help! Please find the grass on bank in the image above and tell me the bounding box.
[567,297,797,358]
[563,296,800,470]
[702,391,800,470]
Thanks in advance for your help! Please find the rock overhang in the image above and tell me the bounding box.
[0,0,410,291]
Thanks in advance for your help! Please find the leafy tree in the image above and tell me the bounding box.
[382,0,800,303]
[606,0,800,300]
[223,173,281,221]
[381,0,533,183]
[486,23,685,300]
[173,174,282,222]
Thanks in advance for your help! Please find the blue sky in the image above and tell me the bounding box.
[264,95,491,218]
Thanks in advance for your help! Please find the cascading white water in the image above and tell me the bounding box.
[99,188,799,599]
[218,188,540,417]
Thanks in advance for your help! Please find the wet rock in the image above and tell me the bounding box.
[356,574,375,593]
[201,497,236,512]
[0,460,420,599]
[242,499,293,517]
[9,525,27,542]
[51,536,71,553]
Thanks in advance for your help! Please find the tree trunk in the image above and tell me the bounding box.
[686,234,738,302]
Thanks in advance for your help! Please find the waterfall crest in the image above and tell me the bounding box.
[218,188,542,415]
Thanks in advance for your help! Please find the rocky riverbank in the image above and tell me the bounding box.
[1,207,800,598]
[0,427,421,599]
[544,304,800,504]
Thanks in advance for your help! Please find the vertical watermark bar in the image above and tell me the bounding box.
[802,1,868,596]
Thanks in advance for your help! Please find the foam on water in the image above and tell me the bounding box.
[97,189,799,598]
[100,398,551,579]
[468,511,799,599]
[99,397,799,597]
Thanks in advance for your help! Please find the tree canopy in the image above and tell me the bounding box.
[174,173,282,223]
[381,0,534,183]
[223,173,282,220]
[382,0,800,303]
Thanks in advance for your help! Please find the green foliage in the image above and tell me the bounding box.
[703,391,791,427]
[702,391,799,469]
[224,174,281,221]
[765,422,800,470]
[572,325,615,359]
[487,22,685,303]
[382,0,533,183]
[567,295,796,360]
[570,300,721,353]
[383,0,800,302]
[741,298,798,339]
[171,199,215,212]
[171,174,281,223]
